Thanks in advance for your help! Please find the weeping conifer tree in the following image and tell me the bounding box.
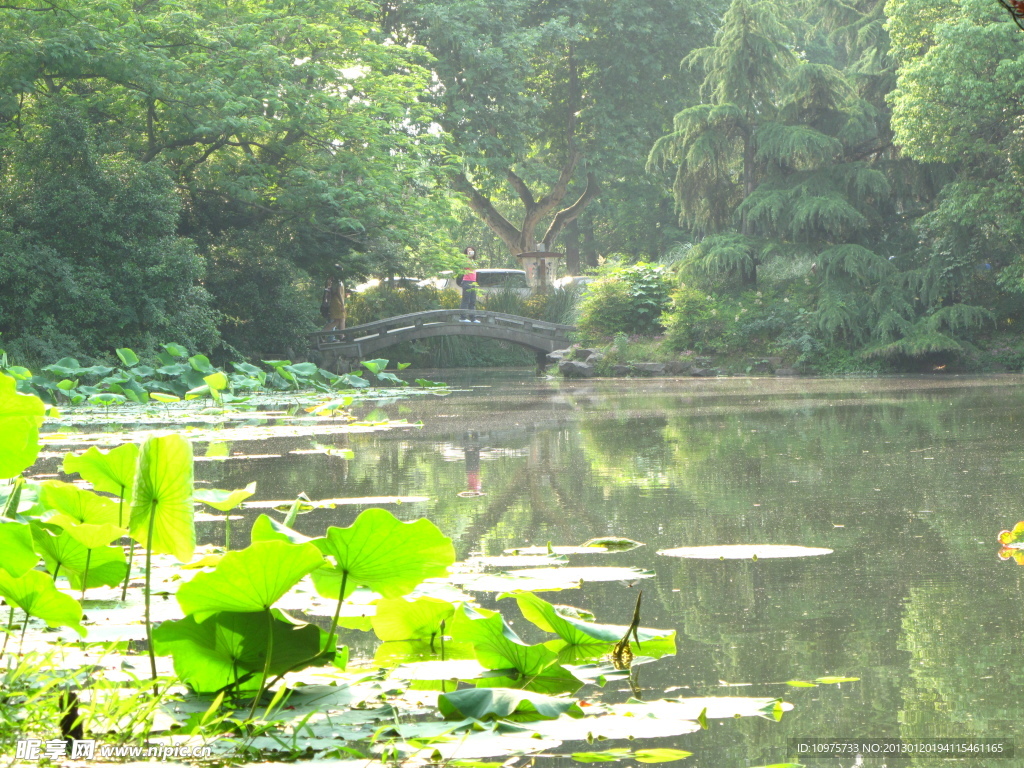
[649,0,994,361]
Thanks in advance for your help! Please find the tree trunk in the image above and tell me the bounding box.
[582,217,598,268]
[564,218,581,275]
[740,129,758,288]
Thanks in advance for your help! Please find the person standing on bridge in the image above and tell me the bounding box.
[458,246,480,322]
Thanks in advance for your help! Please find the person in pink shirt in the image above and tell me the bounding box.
[458,246,479,321]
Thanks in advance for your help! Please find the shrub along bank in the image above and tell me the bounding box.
[569,262,1024,376]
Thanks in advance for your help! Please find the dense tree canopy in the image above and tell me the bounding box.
[0,0,448,360]
[2,0,1024,369]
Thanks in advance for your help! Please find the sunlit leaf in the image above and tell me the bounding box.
[250,514,312,544]
[508,592,675,648]
[176,540,325,621]
[129,434,195,562]
[31,526,127,589]
[0,373,45,479]
[311,508,455,600]
[372,597,456,642]
[38,480,122,527]
[0,568,85,636]
[0,520,39,577]
[194,482,256,512]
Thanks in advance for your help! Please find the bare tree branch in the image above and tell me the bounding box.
[542,172,600,248]
[451,171,522,254]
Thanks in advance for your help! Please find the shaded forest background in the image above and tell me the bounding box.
[2,0,1024,371]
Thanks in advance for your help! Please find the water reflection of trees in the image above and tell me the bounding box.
[201,381,1024,764]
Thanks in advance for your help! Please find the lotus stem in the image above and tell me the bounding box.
[247,609,275,722]
[0,605,14,660]
[120,540,135,602]
[80,551,91,601]
[325,570,349,656]
[144,499,158,684]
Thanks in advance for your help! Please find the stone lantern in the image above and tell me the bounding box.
[515,251,563,293]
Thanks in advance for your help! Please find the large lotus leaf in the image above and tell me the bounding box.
[372,597,456,642]
[448,603,572,692]
[129,434,195,562]
[438,688,583,722]
[311,508,454,600]
[38,481,122,527]
[0,568,85,636]
[153,610,329,693]
[62,444,140,504]
[194,482,256,512]
[509,592,676,649]
[31,526,128,589]
[45,513,126,550]
[0,520,38,576]
[0,374,45,479]
[177,540,325,621]
[250,514,312,544]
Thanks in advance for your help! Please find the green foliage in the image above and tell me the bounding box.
[577,264,672,339]
[663,286,728,352]
[346,284,457,327]
[0,374,44,479]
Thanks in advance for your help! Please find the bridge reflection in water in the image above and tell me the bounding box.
[309,309,576,370]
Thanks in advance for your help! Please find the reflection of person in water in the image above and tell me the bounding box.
[465,446,481,494]
[458,435,485,497]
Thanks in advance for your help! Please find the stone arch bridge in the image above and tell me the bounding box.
[310,309,575,369]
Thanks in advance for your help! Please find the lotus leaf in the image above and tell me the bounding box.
[438,687,583,722]
[45,513,126,549]
[448,604,578,693]
[176,540,325,621]
[0,568,85,636]
[0,373,45,479]
[31,526,128,589]
[129,434,195,562]
[656,544,833,559]
[63,445,140,506]
[250,514,312,544]
[508,592,675,648]
[194,482,257,512]
[38,481,122,527]
[0,520,38,576]
[311,508,455,600]
[153,609,328,693]
[372,597,456,642]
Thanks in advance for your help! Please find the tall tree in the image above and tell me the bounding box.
[0,0,448,357]
[384,0,711,260]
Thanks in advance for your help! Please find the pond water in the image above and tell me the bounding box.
[195,371,1024,767]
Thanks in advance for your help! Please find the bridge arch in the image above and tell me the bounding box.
[310,309,575,367]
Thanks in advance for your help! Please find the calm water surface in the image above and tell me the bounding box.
[201,372,1024,767]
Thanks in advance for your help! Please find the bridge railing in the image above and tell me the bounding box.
[310,309,575,350]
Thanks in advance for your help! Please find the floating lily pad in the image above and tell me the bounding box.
[438,687,584,722]
[580,537,645,552]
[656,545,833,560]
[530,712,702,742]
[389,659,490,681]
[610,696,793,721]
[452,567,653,593]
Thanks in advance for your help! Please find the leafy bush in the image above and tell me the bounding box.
[346,284,457,326]
[576,264,671,338]
[662,285,726,352]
